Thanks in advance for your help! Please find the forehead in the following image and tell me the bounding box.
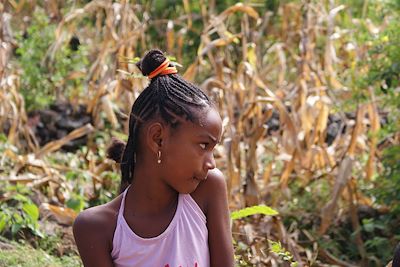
[178,108,222,139]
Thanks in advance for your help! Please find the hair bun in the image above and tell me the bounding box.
[136,49,166,77]
[106,137,126,163]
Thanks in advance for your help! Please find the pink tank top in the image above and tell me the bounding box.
[111,187,210,267]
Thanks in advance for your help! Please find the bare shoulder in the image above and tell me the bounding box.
[191,168,228,215]
[192,168,234,266]
[73,194,123,267]
[73,194,121,238]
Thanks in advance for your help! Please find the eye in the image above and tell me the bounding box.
[199,143,207,150]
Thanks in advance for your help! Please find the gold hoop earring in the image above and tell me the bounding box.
[157,150,161,164]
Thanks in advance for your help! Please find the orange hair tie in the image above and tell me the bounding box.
[147,58,178,79]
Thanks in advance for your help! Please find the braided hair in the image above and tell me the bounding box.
[107,49,212,192]
[393,243,400,267]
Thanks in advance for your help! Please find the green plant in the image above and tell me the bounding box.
[365,10,400,259]
[15,8,89,111]
[345,10,400,264]
[0,236,81,267]
[66,192,86,213]
[233,240,252,267]
[231,205,279,266]
[0,134,18,174]
[375,145,400,212]
[0,183,43,238]
[231,205,278,220]
[269,240,299,267]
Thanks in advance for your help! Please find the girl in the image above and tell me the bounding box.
[73,49,234,267]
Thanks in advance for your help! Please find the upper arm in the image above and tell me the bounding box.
[203,169,234,267]
[73,208,115,267]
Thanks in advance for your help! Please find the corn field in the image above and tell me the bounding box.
[1,0,399,266]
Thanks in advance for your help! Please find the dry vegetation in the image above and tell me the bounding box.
[1,0,399,266]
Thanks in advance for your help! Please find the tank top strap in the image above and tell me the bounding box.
[118,185,130,218]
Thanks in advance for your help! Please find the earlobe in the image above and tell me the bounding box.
[146,122,164,153]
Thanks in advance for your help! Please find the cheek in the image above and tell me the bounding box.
[164,144,199,169]
[173,148,197,162]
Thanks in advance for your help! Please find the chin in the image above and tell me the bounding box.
[183,189,196,195]
[178,180,200,194]
[179,187,197,195]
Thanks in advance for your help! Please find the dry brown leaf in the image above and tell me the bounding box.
[316,101,330,135]
[36,124,95,158]
[319,155,353,235]
[347,181,368,262]
[199,34,241,56]
[348,105,366,155]
[224,137,241,194]
[280,151,296,189]
[262,162,273,186]
[1,173,41,184]
[182,0,192,29]
[301,149,313,170]
[299,105,313,136]
[101,94,119,129]
[219,3,259,21]
[244,173,259,207]
[6,99,18,145]
[366,88,380,180]
[40,203,77,226]
[243,223,256,244]
[183,61,198,82]
[177,28,186,63]
[166,20,175,54]
[319,248,359,267]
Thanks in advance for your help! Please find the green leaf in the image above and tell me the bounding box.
[269,240,283,253]
[22,203,39,222]
[66,197,85,212]
[110,130,128,141]
[65,171,78,180]
[12,213,23,224]
[0,213,7,232]
[230,205,278,220]
[0,133,7,143]
[11,223,22,235]
[12,193,29,202]
[31,226,44,238]
[118,56,140,64]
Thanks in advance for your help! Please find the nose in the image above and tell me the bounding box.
[204,152,216,171]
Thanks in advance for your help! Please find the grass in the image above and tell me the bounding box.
[0,238,81,267]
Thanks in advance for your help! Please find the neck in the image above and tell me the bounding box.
[126,161,178,216]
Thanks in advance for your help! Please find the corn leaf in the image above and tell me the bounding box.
[231,205,278,220]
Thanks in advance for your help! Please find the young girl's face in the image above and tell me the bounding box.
[161,107,222,194]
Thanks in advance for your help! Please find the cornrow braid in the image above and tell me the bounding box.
[107,49,211,192]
